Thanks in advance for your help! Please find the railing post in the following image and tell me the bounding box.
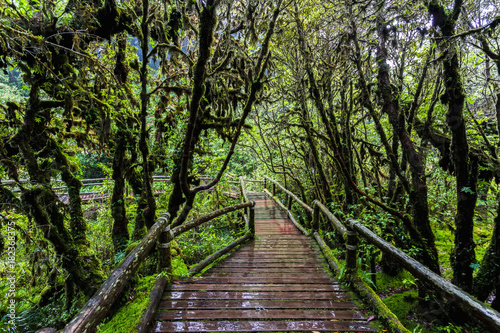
[312,201,320,231]
[249,201,255,237]
[345,224,358,278]
[264,178,267,190]
[157,213,172,273]
[286,194,293,211]
[272,183,276,196]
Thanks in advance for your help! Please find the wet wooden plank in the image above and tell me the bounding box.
[220,261,323,267]
[211,267,325,273]
[179,276,335,284]
[213,263,323,269]
[203,272,331,279]
[235,250,319,255]
[168,284,345,292]
[158,299,358,310]
[157,309,366,320]
[151,320,376,332]
[225,256,321,263]
[226,254,319,260]
[163,291,351,300]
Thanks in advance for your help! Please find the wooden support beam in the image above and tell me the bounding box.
[345,228,358,277]
[188,232,253,276]
[136,276,168,333]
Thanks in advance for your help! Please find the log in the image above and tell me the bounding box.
[348,218,500,332]
[137,276,168,333]
[61,212,170,333]
[188,232,253,275]
[239,176,250,204]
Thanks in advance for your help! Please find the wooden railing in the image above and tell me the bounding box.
[38,179,255,333]
[1,175,213,197]
[263,175,500,332]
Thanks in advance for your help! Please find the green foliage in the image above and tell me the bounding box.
[0,71,24,104]
[75,152,113,179]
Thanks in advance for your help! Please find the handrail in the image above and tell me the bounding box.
[264,176,500,332]
[313,200,347,237]
[171,201,254,238]
[60,212,170,333]
[188,233,253,276]
[40,189,255,332]
[348,218,500,331]
[239,177,255,233]
[139,182,255,332]
[264,176,313,214]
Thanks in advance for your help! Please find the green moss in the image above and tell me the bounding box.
[382,290,418,322]
[97,275,156,333]
[171,256,189,277]
[376,269,416,292]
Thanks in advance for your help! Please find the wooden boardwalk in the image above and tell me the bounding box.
[150,193,375,332]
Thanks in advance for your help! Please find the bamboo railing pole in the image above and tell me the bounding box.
[345,228,358,277]
[312,201,320,231]
[264,176,313,214]
[172,202,253,238]
[286,194,293,211]
[136,276,168,333]
[249,203,255,236]
[188,232,253,276]
[157,213,172,273]
[263,188,308,235]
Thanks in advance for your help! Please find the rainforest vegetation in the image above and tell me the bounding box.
[0,0,499,332]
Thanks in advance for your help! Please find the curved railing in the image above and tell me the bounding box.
[38,178,255,333]
[263,175,500,333]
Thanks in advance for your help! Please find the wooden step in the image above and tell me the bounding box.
[151,320,375,332]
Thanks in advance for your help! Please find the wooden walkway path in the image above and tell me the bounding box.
[150,193,375,332]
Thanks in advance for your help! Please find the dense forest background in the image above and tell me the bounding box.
[0,0,499,332]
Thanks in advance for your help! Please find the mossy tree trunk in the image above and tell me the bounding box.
[110,34,132,253]
[297,87,333,204]
[167,1,284,228]
[426,0,479,292]
[375,9,439,274]
[472,192,500,310]
[133,0,157,240]
[111,128,130,253]
[15,80,104,297]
